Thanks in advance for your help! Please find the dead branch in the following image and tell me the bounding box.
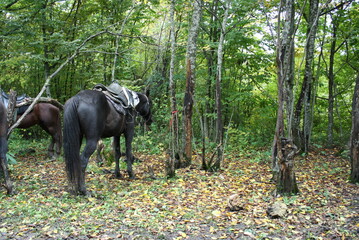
[7,30,108,137]
[15,97,63,110]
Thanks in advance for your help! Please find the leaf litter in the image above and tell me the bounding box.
[0,147,358,239]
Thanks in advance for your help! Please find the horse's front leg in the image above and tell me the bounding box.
[113,136,122,178]
[124,128,135,179]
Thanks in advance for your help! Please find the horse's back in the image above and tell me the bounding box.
[17,103,60,128]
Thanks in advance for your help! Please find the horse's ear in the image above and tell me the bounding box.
[145,89,150,97]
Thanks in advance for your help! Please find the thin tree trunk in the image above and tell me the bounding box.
[302,0,319,153]
[41,2,52,98]
[111,4,135,82]
[293,0,319,153]
[167,0,178,177]
[327,16,337,147]
[182,0,202,167]
[213,0,230,171]
[350,73,359,183]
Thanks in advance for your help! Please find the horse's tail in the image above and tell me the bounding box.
[63,96,82,193]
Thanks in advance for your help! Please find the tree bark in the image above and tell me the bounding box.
[166,0,178,177]
[327,15,338,147]
[6,90,17,128]
[277,138,299,194]
[182,0,203,167]
[293,0,319,153]
[272,0,299,195]
[350,73,359,183]
[40,1,52,98]
[212,0,230,171]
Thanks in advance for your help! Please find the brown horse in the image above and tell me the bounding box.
[0,101,13,194]
[16,103,62,159]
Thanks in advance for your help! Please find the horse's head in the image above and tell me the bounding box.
[136,93,153,126]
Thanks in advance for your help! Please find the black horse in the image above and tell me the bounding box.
[63,88,152,195]
[0,101,13,194]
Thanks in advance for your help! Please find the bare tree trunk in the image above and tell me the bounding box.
[212,0,230,171]
[182,0,203,167]
[41,2,52,98]
[327,16,337,147]
[166,0,178,177]
[272,0,299,195]
[293,0,319,153]
[350,73,359,183]
[111,3,135,82]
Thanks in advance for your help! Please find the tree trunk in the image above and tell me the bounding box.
[272,0,299,195]
[277,137,299,194]
[41,2,52,98]
[350,73,359,183]
[293,0,319,153]
[327,15,338,147]
[112,4,135,82]
[166,0,178,177]
[212,0,229,171]
[182,0,202,167]
[6,90,17,129]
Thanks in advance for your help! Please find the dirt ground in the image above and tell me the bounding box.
[0,147,358,239]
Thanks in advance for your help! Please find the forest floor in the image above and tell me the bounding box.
[0,141,358,240]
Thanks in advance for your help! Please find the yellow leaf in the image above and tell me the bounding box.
[212,210,221,217]
[42,225,50,232]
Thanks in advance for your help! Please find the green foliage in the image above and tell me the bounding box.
[8,130,48,158]
[6,152,17,166]
[0,0,357,154]
[133,131,165,155]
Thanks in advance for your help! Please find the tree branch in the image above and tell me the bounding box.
[7,30,108,137]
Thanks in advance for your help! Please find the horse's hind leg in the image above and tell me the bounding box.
[113,136,122,178]
[43,127,61,159]
[79,138,98,194]
[47,138,55,159]
[54,131,62,158]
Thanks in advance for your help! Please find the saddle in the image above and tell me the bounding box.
[0,90,30,114]
[93,82,139,115]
